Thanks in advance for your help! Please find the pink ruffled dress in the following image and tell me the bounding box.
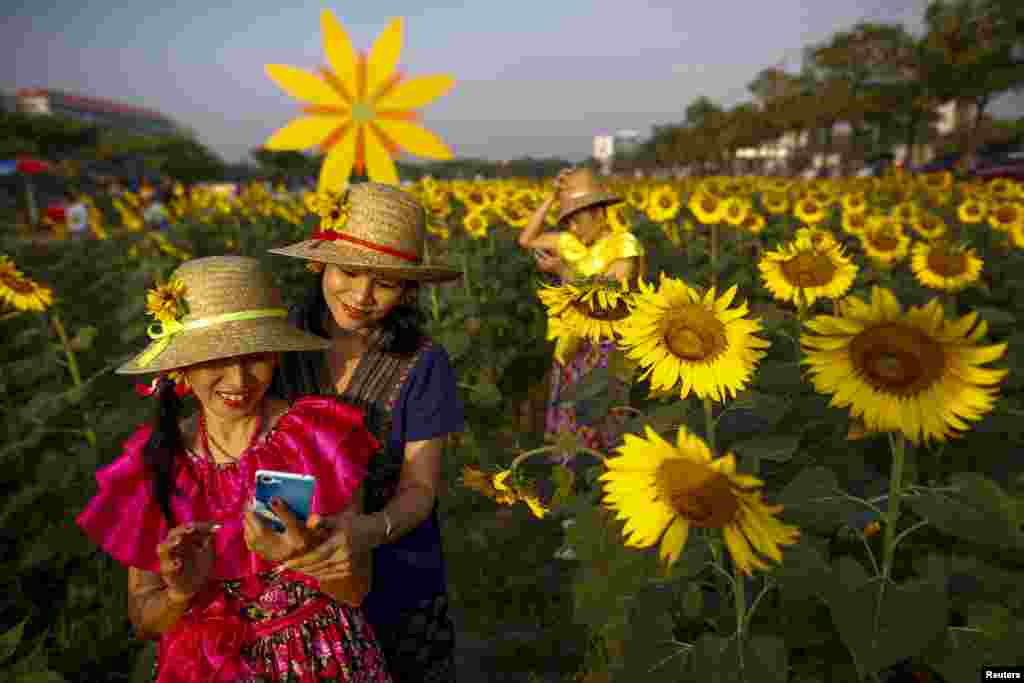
[76,397,393,683]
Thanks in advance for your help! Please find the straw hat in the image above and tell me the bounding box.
[556,168,623,224]
[116,256,330,375]
[269,182,461,283]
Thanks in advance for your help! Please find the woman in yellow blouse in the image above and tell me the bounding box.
[517,168,646,456]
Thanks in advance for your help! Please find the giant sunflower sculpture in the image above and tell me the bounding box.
[616,276,769,403]
[801,287,1007,445]
[599,425,800,572]
[758,234,857,307]
[910,241,983,293]
[263,11,455,190]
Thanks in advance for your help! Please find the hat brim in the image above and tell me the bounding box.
[116,317,331,375]
[558,193,624,223]
[268,240,463,283]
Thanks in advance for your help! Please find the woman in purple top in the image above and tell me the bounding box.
[268,182,464,683]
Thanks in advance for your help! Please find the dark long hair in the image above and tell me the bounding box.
[142,377,185,526]
[270,273,427,402]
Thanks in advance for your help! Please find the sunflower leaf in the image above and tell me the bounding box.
[826,578,949,680]
[777,467,861,534]
[923,614,1024,682]
[906,473,1023,550]
[731,433,802,464]
[973,306,1016,330]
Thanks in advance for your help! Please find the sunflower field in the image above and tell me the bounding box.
[3,171,1024,682]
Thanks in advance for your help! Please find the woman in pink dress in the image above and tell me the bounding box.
[76,255,392,683]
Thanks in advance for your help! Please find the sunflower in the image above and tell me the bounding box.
[842,211,869,236]
[0,268,54,312]
[462,209,489,239]
[891,201,919,224]
[911,212,947,241]
[860,219,911,267]
[599,425,800,572]
[689,191,725,225]
[758,234,857,307]
[956,198,987,224]
[616,276,770,402]
[910,241,983,292]
[538,279,634,345]
[646,185,681,223]
[146,280,188,323]
[840,192,868,215]
[794,226,838,249]
[740,212,766,235]
[761,191,790,215]
[919,171,953,193]
[793,197,827,225]
[1011,221,1024,249]
[493,470,550,519]
[801,287,1007,444]
[986,178,1018,201]
[627,186,650,211]
[606,203,631,233]
[720,196,751,227]
[987,202,1023,233]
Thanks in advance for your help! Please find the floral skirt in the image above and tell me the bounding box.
[544,338,630,458]
[150,572,391,683]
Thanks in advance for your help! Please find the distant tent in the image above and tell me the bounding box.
[0,157,53,175]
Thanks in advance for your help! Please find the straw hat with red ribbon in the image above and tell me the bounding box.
[269,182,462,283]
[556,168,623,224]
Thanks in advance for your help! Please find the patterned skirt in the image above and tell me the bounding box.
[149,573,391,683]
[544,338,630,458]
[372,594,456,683]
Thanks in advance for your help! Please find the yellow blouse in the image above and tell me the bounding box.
[557,230,645,279]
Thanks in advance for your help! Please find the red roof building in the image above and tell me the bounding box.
[15,88,181,137]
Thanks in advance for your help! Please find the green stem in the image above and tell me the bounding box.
[52,313,97,448]
[430,287,441,322]
[461,251,472,298]
[710,222,720,291]
[881,432,907,580]
[734,564,747,670]
[703,396,716,455]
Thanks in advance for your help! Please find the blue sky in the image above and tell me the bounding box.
[3,0,1021,163]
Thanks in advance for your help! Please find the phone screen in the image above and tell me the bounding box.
[253,470,316,533]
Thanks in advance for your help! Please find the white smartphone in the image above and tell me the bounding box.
[252,470,316,533]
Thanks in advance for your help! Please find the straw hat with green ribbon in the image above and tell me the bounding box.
[117,256,330,375]
[269,182,462,283]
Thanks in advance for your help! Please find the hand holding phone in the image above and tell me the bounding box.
[252,470,316,534]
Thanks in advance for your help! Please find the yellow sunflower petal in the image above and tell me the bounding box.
[378,74,455,110]
[320,10,358,96]
[264,115,341,151]
[366,17,404,99]
[317,133,358,192]
[264,64,342,106]
[362,125,400,185]
[376,119,453,159]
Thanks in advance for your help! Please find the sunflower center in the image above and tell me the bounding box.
[572,297,632,322]
[849,323,946,396]
[659,196,672,209]
[869,231,899,251]
[350,102,376,123]
[925,247,967,277]
[700,198,718,214]
[5,276,33,294]
[780,251,837,288]
[656,458,739,528]
[663,305,728,361]
[994,206,1015,224]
